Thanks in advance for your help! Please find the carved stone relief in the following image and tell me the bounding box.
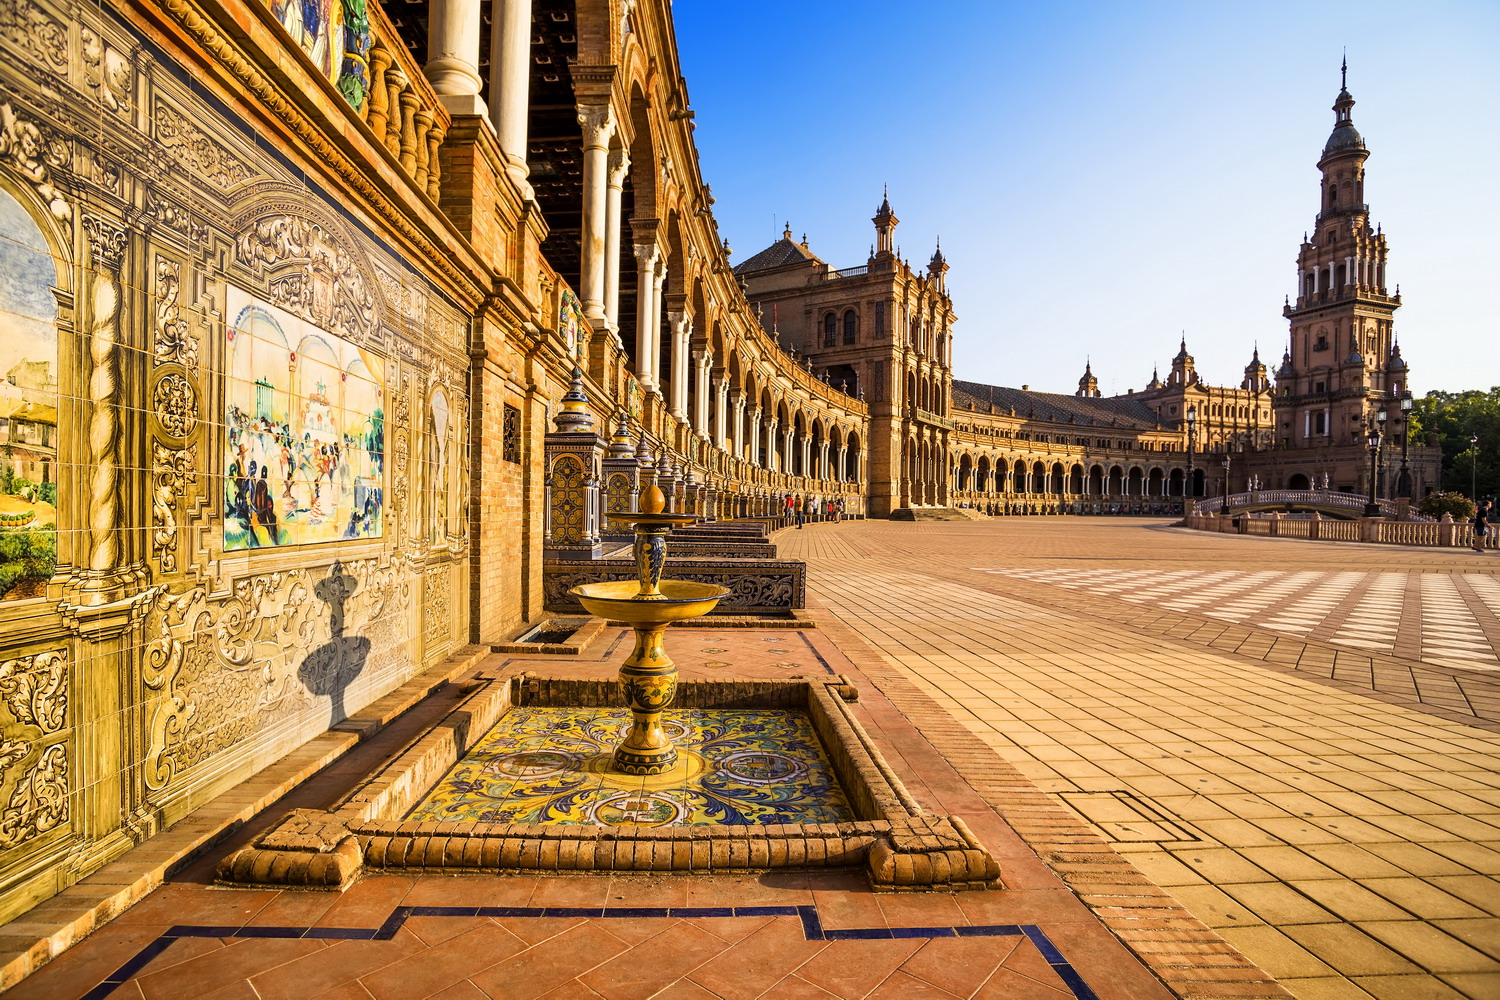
[151,443,196,574]
[0,101,71,221]
[79,25,132,114]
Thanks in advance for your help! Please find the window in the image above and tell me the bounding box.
[1313,411,1328,435]
[823,313,836,348]
[503,404,521,463]
[843,310,857,345]
[874,301,887,337]
[1314,380,1326,393]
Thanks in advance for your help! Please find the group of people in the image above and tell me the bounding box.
[785,493,845,528]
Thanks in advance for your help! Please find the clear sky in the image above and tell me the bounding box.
[673,1,1500,398]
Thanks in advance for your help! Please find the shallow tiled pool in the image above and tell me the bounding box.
[406,706,853,827]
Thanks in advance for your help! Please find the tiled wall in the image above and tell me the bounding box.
[0,0,470,920]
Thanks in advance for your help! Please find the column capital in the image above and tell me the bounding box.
[652,255,669,282]
[667,310,693,336]
[633,242,660,268]
[575,102,616,148]
[607,147,631,187]
[692,348,712,366]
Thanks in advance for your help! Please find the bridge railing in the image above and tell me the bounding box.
[1183,510,1496,550]
[1193,490,1426,521]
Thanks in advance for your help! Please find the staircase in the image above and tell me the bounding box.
[889,506,987,522]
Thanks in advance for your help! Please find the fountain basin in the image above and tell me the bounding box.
[217,674,1001,892]
[570,579,729,620]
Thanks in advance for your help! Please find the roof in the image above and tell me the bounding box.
[2,400,57,424]
[732,237,823,276]
[951,380,1164,431]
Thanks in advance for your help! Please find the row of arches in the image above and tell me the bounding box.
[951,456,1208,498]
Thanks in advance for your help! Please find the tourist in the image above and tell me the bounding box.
[1474,500,1490,553]
[795,495,805,529]
[835,497,844,523]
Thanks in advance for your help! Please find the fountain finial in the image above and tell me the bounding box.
[553,367,597,433]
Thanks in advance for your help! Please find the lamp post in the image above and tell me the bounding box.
[1376,409,1387,500]
[1397,395,1413,498]
[1221,453,1231,512]
[1364,422,1383,517]
[1185,404,1197,511]
[1472,434,1480,501]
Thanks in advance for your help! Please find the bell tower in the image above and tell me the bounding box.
[1279,59,1402,450]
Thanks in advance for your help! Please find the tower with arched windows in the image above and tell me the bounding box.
[735,193,957,516]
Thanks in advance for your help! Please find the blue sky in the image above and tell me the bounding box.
[674,1,1500,397]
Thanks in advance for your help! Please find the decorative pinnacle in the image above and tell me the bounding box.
[553,366,597,433]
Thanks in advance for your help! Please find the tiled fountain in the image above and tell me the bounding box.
[218,382,998,893]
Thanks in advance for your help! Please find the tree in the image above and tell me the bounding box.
[1410,387,1500,500]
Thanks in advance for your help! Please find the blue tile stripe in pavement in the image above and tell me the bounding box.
[79,903,1100,1000]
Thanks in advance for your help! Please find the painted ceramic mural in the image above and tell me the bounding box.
[224,286,385,550]
[559,289,583,363]
[261,0,371,109]
[0,188,59,601]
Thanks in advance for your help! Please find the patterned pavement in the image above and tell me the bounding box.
[777,518,1500,1000]
[985,568,1500,671]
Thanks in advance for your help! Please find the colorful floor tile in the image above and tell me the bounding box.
[406,706,854,827]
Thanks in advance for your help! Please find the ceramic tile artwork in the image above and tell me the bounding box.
[407,707,855,827]
[0,187,60,602]
[223,285,385,550]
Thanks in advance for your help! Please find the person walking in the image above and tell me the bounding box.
[1473,499,1490,553]
[802,495,815,527]
[794,494,805,529]
[834,497,844,523]
[784,492,794,525]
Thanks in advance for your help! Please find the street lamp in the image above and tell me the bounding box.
[1397,395,1413,498]
[1185,404,1197,510]
[1364,422,1384,517]
[1376,409,1387,500]
[1473,434,1480,501]
[1221,453,1232,512]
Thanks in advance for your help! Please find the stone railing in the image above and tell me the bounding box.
[362,4,451,201]
[1193,490,1424,521]
[1184,511,1496,550]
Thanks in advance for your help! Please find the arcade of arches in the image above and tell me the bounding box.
[0,0,1441,934]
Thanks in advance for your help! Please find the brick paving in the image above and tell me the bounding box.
[777,518,1500,1000]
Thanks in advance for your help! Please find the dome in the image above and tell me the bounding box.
[1322,121,1365,158]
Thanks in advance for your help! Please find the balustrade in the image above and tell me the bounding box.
[360,6,452,201]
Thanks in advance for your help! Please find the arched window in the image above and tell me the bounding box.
[842,310,857,345]
[823,313,837,348]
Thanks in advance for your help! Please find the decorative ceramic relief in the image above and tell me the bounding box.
[224,286,384,550]
[0,186,58,602]
[559,289,583,362]
[0,650,68,848]
[259,0,372,110]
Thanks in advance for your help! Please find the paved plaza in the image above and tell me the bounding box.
[777,518,1500,1000]
[9,517,1499,1000]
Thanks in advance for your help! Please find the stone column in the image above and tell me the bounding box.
[837,445,847,481]
[427,0,487,117]
[632,242,659,390]
[692,351,711,438]
[819,442,831,480]
[767,419,780,471]
[650,256,668,388]
[783,428,794,473]
[731,391,746,459]
[749,409,762,466]
[668,311,692,420]
[714,378,729,449]
[604,149,630,335]
[488,0,531,189]
[576,103,615,326]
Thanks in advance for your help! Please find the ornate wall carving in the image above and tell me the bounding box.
[0,651,68,850]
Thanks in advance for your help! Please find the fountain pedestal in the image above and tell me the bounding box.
[569,478,728,774]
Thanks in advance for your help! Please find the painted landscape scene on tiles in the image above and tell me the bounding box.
[224,287,385,551]
[0,188,59,601]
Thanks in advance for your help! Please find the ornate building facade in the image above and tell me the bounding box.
[0,0,1441,928]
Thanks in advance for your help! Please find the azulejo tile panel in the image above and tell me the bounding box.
[407,707,854,827]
